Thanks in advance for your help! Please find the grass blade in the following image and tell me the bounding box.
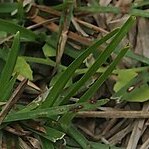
[55,16,135,106]
[0,3,18,13]
[0,19,37,41]
[39,28,119,108]
[0,32,20,96]
[0,74,17,102]
[79,47,129,102]
[4,99,108,122]
[59,46,129,126]
[67,125,92,148]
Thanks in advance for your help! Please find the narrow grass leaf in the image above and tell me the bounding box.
[39,28,119,108]
[0,74,17,102]
[56,16,135,105]
[0,19,37,41]
[79,47,129,102]
[118,48,149,65]
[130,9,149,18]
[59,47,129,125]
[0,32,20,94]
[67,125,92,148]
[4,99,108,122]
[25,126,65,143]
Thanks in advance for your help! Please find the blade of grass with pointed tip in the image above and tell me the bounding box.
[4,99,108,123]
[79,47,129,103]
[0,32,20,98]
[0,19,37,41]
[59,46,129,126]
[39,28,119,108]
[55,16,135,106]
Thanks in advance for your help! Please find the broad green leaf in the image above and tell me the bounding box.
[0,19,37,41]
[14,57,33,80]
[114,69,137,92]
[42,43,56,57]
[112,71,149,102]
[40,28,120,108]
[123,84,149,102]
[0,32,20,93]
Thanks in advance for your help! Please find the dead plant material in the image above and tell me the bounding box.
[77,110,149,119]
[0,79,28,124]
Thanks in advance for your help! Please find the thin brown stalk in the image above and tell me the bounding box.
[77,111,149,118]
[31,15,92,45]
[0,79,28,124]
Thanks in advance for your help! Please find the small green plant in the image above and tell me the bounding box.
[0,15,136,148]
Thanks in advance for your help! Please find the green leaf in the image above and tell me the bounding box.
[4,99,108,122]
[42,43,56,57]
[26,126,65,143]
[40,28,119,108]
[79,47,129,103]
[57,16,135,106]
[50,71,72,89]
[0,74,17,102]
[41,138,54,149]
[59,47,129,126]
[112,71,149,102]
[67,125,92,148]
[0,32,20,93]
[123,84,149,102]
[14,57,33,80]
[114,69,137,92]
[0,19,37,41]
[0,3,18,13]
